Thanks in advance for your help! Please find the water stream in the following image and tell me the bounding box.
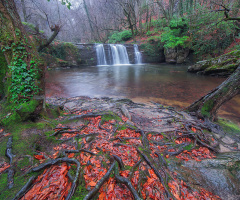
[134,44,142,64]
[46,64,240,124]
[96,44,142,65]
[95,44,107,65]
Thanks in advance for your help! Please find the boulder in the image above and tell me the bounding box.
[164,47,189,64]
[188,50,240,76]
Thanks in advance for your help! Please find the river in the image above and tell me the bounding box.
[46,64,240,124]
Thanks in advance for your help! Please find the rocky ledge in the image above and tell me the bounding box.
[188,50,240,76]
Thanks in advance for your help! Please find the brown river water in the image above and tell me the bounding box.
[46,64,240,125]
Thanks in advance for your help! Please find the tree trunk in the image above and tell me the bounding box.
[186,66,240,121]
[0,0,44,121]
[21,0,27,22]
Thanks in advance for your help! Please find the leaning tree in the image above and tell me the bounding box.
[186,66,240,121]
[186,2,240,121]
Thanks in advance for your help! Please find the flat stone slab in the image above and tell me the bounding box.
[222,136,235,144]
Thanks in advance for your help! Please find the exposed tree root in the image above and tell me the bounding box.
[5,136,14,165]
[15,157,81,200]
[137,149,172,199]
[83,161,116,200]
[12,176,36,200]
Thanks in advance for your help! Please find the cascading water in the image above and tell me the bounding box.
[110,44,130,65]
[95,44,132,65]
[96,44,107,65]
[134,44,142,64]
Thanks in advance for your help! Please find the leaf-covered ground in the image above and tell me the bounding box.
[1,97,240,200]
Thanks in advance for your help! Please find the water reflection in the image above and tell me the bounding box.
[46,64,240,124]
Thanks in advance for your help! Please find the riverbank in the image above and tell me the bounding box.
[45,64,240,125]
[0,96,239,199]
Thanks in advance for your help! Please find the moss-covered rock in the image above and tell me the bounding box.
[188,50,240,76]
[41,41,82,69]
[17,99,41,121]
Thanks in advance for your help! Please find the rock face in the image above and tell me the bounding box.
[42,42,82,69]
[164,47,190,64]
[139,42,165,63]
[188,50,240,76]
[76,44,97,65]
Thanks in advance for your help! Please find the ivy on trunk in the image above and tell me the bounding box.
[0,0,44,122]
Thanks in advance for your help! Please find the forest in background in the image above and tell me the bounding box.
[0,1,240,199]
[16,0,240,60]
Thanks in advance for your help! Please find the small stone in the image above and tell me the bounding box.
[219,144,232,153]
[237,143,240,150]
[64,102,77,110]
[222,136,235,144]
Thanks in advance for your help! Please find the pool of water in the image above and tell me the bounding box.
[46,64,240,124]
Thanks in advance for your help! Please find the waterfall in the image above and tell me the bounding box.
[134,44,142,64]
[110,44,121,65]
[110,44,130,65]
[95,44,131,65]
[96,44,107,65]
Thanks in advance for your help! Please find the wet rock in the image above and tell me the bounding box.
[120,105,131,120]
[188,50,240,76]
[222,136,235,144]
[172,152,240,200]
[64,102,77,110]
[164,47,189,64]
[219,144,232,153]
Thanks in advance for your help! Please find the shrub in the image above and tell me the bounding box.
[188,4,237,58]
[108,30,132,43]
[161,17,190,49]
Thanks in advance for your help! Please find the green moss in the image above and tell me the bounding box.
[218,118,240,133]
[71,171,88,200]
[1,112,22,126]
[0,50,8,96]
[201,100,214,118]
[206,65,220,71]
[0,173,8,193]
[140,42,163,57]
[22,22,36,31]
[101,113,121,122]
[0,172,39,200]
[17,99,40,121]
[17,156,31,169]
